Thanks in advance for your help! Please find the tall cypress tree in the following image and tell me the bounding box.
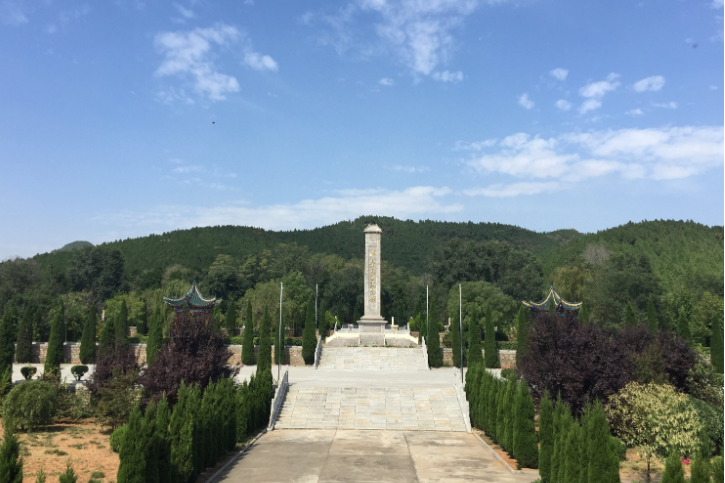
[515,306,529,368]
[273,310,283,367]
[336,301,344,327]
[100,315,115,351]
[302,298,316,365]
[44,303,65,376]
[539,390,554,483]
[689,450,711,483]
[646,299,658,333]
[563,424,582,483]
[146,306,164,366]
[712,456,723,483]
[242,301,255,366]
[555,403,574,483]
[257,306,271,374]
[170,382,194,483]
[711,312,723,374]
[79,305,97,364]
[677,308,692,342]
[115,300,129,344]
[586,400,620,483]
[32,308,45,343]
[155,394,171,483]
[624,302,637,328]
[660,451,686,483]
[187,385,202,480]
[137,300,148,336]
[117,403,146,483]
[550,394,567,483]
[468,308,483,366]
[484,307,498,368]
[15,307,33,364]
[143,401,159,483]
[451,306,462,368]
[225,301,238,337]
[0,424,23,483]
[426,316,442,368]
[513,379,538,469]
[0,306,18,385]
[503,374,517,454]
[578,301,590,325]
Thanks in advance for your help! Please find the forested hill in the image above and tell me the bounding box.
[34,216,563,278]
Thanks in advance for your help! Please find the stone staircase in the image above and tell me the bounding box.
[275,386,467,432]
[317,347,427,371]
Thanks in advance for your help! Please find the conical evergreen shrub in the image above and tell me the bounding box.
[79,305,97,364]
[555,405,574,483]
[115,300,129,345]
[677,309,692,342]
[586,400,620,483]
[99,315,114,351]
[137,300,148,336]
[503,374,517,454]
[302,299,316,365]
[712,313,723,374]
[257,306,272,374]
[117,403,146,483]
[624,302,637,328]
[426,322,442,368]
[225,301,238,337]
[515,306,530,368]
[0,425,23,483]
[143,401,158,483]
[187,385,202,480]
[484,307,498,368]
[170,382,194,483]
[451,306,463,368]
[660,451,686,483]
[15,307,33,364]
[712,456,723,483]
[242,301,255,365]
[58,460,77,483]
[689,451,711,483]
[467,309,483,366]
[487,377,499,441]
[155,394,171,483]
[146,306,163,366]
[44,303,65,376]
[495,378,507,446]
[550,394,568,483]
[513,379,538,469]
[538,390,554,483]
[0,306,18,387]
[273,320,283,367]
[647,299,658,333]
[563,423,582,483]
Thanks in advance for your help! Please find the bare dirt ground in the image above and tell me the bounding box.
[0,419,120,483]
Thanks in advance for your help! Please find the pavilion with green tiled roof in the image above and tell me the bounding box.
[163,280,221,311]
[522,283,581,313]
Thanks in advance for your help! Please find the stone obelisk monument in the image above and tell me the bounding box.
[358,224,387,343]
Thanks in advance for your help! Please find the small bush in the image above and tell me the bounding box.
[90,471,105,478]
[70,366,89,381]
[500,368,517,379]
[21,366,37,380]
[611,436,627,460]
[3,380,58,432]
[110,425,127,453]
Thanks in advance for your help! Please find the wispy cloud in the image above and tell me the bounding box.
[549,68,568,81]
[464,126,723,188]
[652,101,677,109]
[379,77,395,86]
[174,3,195,20]
[454,139,497,151]
[243,49,278,71]
[633,75,665,92]
[518,93,534,109]
[391,165,431,173]
[0,1,28,25]
[626,108,644,116]
[464,182,559,197]
[578,73,620,113]
[432,70,463,83]
[555,99,571,111]
[98,186,462,232]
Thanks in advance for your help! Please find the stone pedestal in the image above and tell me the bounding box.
[358,224,387,340]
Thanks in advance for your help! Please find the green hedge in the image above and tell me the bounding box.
[443,339,518,351]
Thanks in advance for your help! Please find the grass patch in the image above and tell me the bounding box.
[68,443,86,450]
[91,471,105,478]
[44,449,68,456]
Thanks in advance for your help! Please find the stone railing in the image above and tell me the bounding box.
[313,335,322,369]
[268,369,289,431]
[453,367,472,433]
[421,336,429,370]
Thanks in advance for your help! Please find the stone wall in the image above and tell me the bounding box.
[226,345,305,366]
[441,348,517,369]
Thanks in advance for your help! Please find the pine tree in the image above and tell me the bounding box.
[58,460,77,483]
[137,300,148,336]
[187,385,202,479]
[302,298,316,365]
[554,403,574,483]
[0,425,23,483]
[513,379,538,469]
[426,317,442,368]
[115,300,129,345]
[550,394,567,483]
[273,312,283,367]
[117,403,145,483]
[147,306,164,366]
[711,312,723,374]
[539,390,554,483]
[200,382,214,468]
[689,451,711,483]
[15,307,33,364]
[677,308,692,342]
[225,301,238,336]
[170,382,194,483]
[495,378,507,445]
[0,306,18,386]
[660,451,686,483]
[155,394,172,483]
[44,302,65,376]
[451,305,462,368]
[503,373,517,454]
[242,301,255,366]
[100,315,114,351]
[484,306,498,368]
[468,308,483,366]
[257,306,272,374]
[143,401,159,483]
[586,400,620,483]
[624,302,637,328]
[79,305,97,364]
[32,309,45,343]
[579,301,590,325]
[34,467,46,483]
[336,301,344,327]
[646,299,658,333]
[515,306,529,368]
[563,424,582,483]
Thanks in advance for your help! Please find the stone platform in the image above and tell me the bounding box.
[317,347,427,371]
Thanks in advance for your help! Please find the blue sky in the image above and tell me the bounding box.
[1,0,723,259]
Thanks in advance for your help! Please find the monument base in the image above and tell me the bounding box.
[357,317,387,345]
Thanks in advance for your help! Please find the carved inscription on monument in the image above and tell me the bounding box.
[369,248,376,303]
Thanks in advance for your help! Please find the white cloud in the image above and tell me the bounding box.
[652,101,677,109]
[379,77,395,86]
[174,3,195,19]
[633,75,665,92]
[154,24,241,101]
[550,68,568,81]
[555,99,571,111]
[464,182,559,197]
[432,70,463,83]
[579,98,601,114]
[243,49,278,71]
[391,165,431,173]
[464,126,723,186]
[98,186,463,232]
[453,139,497,151]
[0,1,27,25]
[173,165,203,173]
[518,93,535,109]
[712,0,723,8]
[579,73,620,98]
[626,108,644,116]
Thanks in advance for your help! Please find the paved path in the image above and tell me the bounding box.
[217,430,540,483]
[317,347,427,371]
[276,386,467,432]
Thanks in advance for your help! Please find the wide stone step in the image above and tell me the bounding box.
[318,347,427,371]
[275,386,467,432]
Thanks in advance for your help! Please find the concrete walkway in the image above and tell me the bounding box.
[217,430,540,483]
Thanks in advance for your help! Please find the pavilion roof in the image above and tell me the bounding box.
[522,283,582,311]
[163,280,221,309]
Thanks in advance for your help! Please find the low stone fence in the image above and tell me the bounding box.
[441,348,516,369]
